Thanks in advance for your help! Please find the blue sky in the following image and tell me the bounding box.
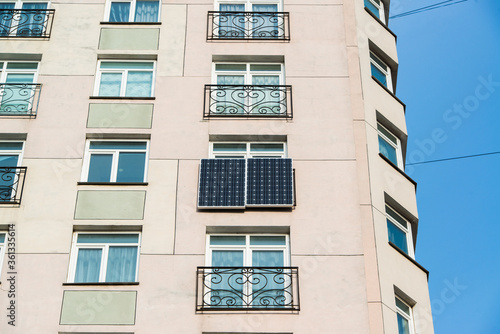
[389,0,500,333]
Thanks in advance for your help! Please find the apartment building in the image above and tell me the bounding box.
[0,0,434,333]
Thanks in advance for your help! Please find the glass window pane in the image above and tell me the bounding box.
[252,75,279,85]
[22,3,48,10]
[396,298,411,315]
[217,75,245,85]
[386,206,408,229]
[0,155,19,167]
[371,54,387,71]
[125,71,153,97]
[219,4,245,11]
[250,144,284,152]
[105,246,138,282]
[135,0,159,22]
[0,233,5,243]
[252,4,278,12]
[250,236,286,245]
[77,233,139,244]
[0,142,23,150]
[5,73,35,83]
[397,313,411,334]
[250,64,281,71]
[109,2,131,22]
[99,73,122,96]
[215,64,246,71]
[212,250,244,266]
[365,0,380,18]
[371,63,387,86]
[387,221,408,254]
[378,136,398,165]
[89,141,147,150]
[100,62,154,70]
[87,154,113,182]
[252,250,284,266]
[213,143,247,152]
[6,62,38,70]
[378,124,397,144]
[116,152,146,182]
[210,235,246,245]
[74,248,102,283]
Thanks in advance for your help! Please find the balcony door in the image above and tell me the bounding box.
[0,1,48,37]
[0,62,38,114]
[0,142,23,202]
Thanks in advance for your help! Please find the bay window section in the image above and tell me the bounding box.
[386,205,413,257]
[378,123,403,168]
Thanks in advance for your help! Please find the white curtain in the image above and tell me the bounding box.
[135,1,159,22]
[219,4,245,38]
[19,2,48,36]
[109,2,130,22]
[99,73,122,97]
[105,246,138,282]
[125,71,153,97]
[0,3,15,36]
[74,249,102,283]
[252,4,278,38]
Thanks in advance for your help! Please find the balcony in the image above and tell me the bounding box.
[0,83,42,116]
[196,267,300,311]
[0,167,27,205]
[204,85,292,118]
[207,11,290,40]
[0,9,55,38]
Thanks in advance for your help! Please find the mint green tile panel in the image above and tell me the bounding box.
[74,191,146,220]
[87,103,153,128]
[60,290,136,325]
[99,28,159,50]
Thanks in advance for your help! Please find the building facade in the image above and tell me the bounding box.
[0,0,434,333]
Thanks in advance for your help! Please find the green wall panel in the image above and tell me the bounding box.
[74,190,146,220]
[87,103,153,128]
[99,28,159,50]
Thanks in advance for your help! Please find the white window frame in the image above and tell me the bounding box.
[209,142,287,158]
[386,205,414,258]
[81,139,149,183]
[206,234,290,267]
[93,60,156,98]
[0,141,24,165]
[0,0,50,9]
[104,0,161,23]
[215,0,282,12]
[370,51,392,91]
[377,122,403,169]
[67,232,141,283]
[0,232,6,278]
[395,296,415,334]
[212,62,285,85]
[365,0,385,23]
[0,61,39,83]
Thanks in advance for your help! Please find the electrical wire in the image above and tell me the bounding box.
[390,0,469,19]
[406,151,500,166]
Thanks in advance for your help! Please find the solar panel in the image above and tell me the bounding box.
[198,159,246,208]
[246,158,294,207]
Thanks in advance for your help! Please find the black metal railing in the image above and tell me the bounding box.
[204,85,292,118]
[0,83,42,116]
[0,9,55,38]
[196,267,300,311]
[0,167,27,205]
[208,11,290,40]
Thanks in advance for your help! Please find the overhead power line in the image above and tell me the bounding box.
[406,151,500,166]
[389,0,469,19]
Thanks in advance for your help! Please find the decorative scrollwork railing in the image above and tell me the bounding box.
[0,167,27,205]
[208,11,290,40]
[196,267,300,311]
[0,84,42,116]
[204,84,292,118]
[0,9,55,38]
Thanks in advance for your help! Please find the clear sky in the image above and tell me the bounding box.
[389,0,500,333]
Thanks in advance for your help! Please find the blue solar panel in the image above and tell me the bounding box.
[246,158,293,206]
[198,159,246,208]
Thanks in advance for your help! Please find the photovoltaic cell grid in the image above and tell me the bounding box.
[198,158,294,208]
[198,159,246,208]
[246,158,293,206]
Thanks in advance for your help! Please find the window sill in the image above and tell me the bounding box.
[378,153,417,189]
[388,242,429,279]
[364,7,397,39]
[78,182,148,186]
[63,282,139,286]
[100,21,161,25]
[371,76,406,110]
[89,96,155,100]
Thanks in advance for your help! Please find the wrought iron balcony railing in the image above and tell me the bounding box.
[208,11,290,40]
[0,167,27,205]
[196,267,300,311]
[0,9,55,38]
[204,84,292,118]
[0,83,42,116]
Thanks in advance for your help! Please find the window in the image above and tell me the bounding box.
[214,62,283,86]
[81,140,149,183]
[370,51,392,91]
[199,234,298,309]
[396,296,414,334]
[378,123,403,168]
[106,0,160,23]
[365,0,385,23]
[68,233,140,283]
[0,141,26,203]
[386,205,413,257]
[210,142,286,158]
[0,1,49,37]
[94,61,155,98]
[0,61,39,114]
[215,0,281,12]
[0,233,6,275]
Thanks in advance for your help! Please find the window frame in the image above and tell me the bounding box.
[0,232,6,278]
[67,232,141,283]
[365,0,385,23]
[215,0,282,12]
[209,141,287,158]
[93,60,156,98]
[370,51,392,91]
[395,296,415,334]
[377,122,403,169]
[104,0,161,23]
[81,139,150,183]
[212,62,285,86]
[386,205,414,258]
[0,141,24,166]
[0,0,50,9]
[0,61,39,83]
